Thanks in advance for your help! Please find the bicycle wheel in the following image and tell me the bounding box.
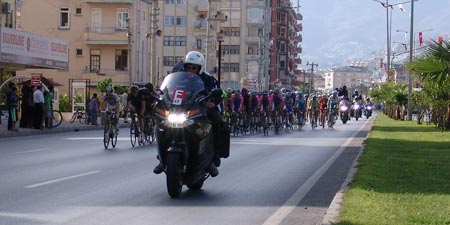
[70,112,78,123]
[147,119,156,144]
[111,125,118,148]
[130,121,137,147]
[103,122,110,149]
[51,110,63,128]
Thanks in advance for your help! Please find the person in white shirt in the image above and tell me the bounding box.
[121,88,129,123]
[33,85,45,129]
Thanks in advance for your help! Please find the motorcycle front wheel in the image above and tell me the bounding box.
[166,153,183,198]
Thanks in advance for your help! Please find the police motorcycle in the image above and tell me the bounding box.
[154,72,223,198]
[364,103,373,119]
[351,101,362,121]
[339,98,351,124]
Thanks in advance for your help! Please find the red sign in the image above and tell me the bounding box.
[31,75,40,85]
[172,89,186,105]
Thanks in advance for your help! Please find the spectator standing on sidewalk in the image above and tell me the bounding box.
[44,86,54,128]
[89,93,99,125]
[121,88,129,123]
[6,83,19,131]
[33,85,45,129]
[19,85,33,128]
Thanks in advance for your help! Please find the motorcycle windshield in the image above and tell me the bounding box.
[160,72,206,106]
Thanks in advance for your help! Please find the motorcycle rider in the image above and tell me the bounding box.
[153,51,227,177]
[339,85,349,100]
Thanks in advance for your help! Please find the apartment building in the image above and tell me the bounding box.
[157,0,302,91]
[268,0,302,90]
[324,63,372,96]
[17,0,154,109]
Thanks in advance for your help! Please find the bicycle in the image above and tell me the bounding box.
[143,112,156,144]
[103,111,118,149]
[50,110,63,128]
[129,112,142,147]
[70,108,88,124]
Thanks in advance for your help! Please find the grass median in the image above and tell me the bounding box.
[336,114,450,225]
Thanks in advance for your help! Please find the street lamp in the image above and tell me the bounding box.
[217,35,224,87]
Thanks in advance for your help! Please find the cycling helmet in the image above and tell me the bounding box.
[273,88,280,94]
[105,86,113,94]
[144,83,153,91]
[281,88,286,93]
[241,88,248,94]
[262,90,269,95]
[354,89,359,94]
[130,85,139,93]
[184,51,205,74]
[235,89,241,95]
[332,91,338,96]
[226,88,233,94]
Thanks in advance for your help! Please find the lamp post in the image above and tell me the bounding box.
[217,35,224,87]
[373,0,418,82]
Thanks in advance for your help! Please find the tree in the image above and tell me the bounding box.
[408,40,450,130]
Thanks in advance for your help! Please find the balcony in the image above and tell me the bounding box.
[246,54,259,61]
[85,0,132,3]
[246,36,261,44]
[293,46,302,54]
[293,35,302,43]
[294,23,303,32]
[248,0,265,6]
[295,58,301,64]
[296,13,303,20]
[197,0,208,13]
[84,27,128,45]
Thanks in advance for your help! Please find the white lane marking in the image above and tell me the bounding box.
[262,119,371,225]
[24,171,100,188]
[11,148,50,154]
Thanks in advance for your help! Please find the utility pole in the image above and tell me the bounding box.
[306,61,318,95]
[407,0,414,121]
[150,0,159,85]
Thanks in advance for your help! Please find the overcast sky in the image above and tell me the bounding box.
[299,0,450,69]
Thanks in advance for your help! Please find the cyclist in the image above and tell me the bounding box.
[319,93,329,126]
[241,88,251,130]
[100,86,121,132]
[270,88,284,127]
[283,93,294,126]
[295,91,306,126]
[307,94,320,126]
[328,91,340,127]
[222,88,233,124]
[125,85,145,142]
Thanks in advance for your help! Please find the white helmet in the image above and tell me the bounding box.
[185,51,205,74]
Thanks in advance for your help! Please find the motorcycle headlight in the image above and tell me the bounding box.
[366,106,372,110]
[167,113,187,124]
[340,106,348,111]
[353,105,360,109]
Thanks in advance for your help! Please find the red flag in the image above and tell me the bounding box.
[418,32,423,46]
[438,36,443,44]
[381,2,393,9]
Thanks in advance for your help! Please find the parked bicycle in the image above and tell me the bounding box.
[50,110,63,128]
[70,108,88,124]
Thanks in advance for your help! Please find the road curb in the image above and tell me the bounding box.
[321,144,366,225]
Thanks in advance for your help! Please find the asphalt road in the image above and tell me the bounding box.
[0,117,373,225]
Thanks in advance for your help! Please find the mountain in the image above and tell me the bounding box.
[300,0,450,69]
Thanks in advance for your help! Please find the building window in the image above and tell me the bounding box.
[223,45,240,55]
[90,49,101,72]
[280,42,286,53]
[59,8,70,29]
[165,0,185,4]
[248,46,259,55]
[76,48,83,56]
[222,63,240,72]
[196,39,202,50]
[164,36,174,46]
[75,8,82,15]
[280,60,286,69]
[164,16,185,27]
[116,9,129,30]
[115,49,128,71]
[175,36,186,46]
[223,27,240,36]
[163,56,183,66]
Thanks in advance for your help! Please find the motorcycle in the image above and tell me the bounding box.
[351,102,362,121]
[339,100,350,124]
[364,103,373,119]
[154,72,222,198]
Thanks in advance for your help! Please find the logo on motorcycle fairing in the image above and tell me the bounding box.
[172,89,186,105]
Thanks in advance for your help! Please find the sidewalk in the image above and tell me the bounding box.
[0,119,130,139]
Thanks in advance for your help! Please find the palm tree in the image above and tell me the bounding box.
[408,40,450,129]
